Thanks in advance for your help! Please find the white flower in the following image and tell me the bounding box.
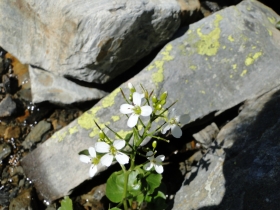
[120,92,152,127]
[79,147,100,177]
[143,151,165,174]
[161,108,190,138]
[95,140,129,167]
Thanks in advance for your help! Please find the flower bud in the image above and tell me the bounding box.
[128,82,133,89]
[156,104,162,110]
[152,96,157,103]
[99,130,105,139]
[128,83,136,93]
[152,141,157,149]
[144,90,149,99]
[160,99,166,105]
[160,91,168,100]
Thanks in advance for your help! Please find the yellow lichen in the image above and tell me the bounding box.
[69,126,78,135]
[78,106,101,130]
[252,46,256,49]
[245,52,262,66]
[230,74,233,78]
[147,64,155,71]
[268,17,276,24]
[57,131,68,142]
[228,35,234,42]
[232,64,237,70]
[267,29,272,36]
[240,70,247,77]
[185,80,188,83]
[147,43,174,86]
[116,130,132,139]
[190,65,197,70]
[195,14,223,56]
[200,90,206,94]
[111,115,120,122]
[222,46,226,49]
[102,88,120,108]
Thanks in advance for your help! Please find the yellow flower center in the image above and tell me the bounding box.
[110,146,117,156]
[169,118,177,125]
[92,157,100,165]
[133,106,141,115]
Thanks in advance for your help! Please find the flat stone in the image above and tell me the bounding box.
[21,0,280,202]
[29,66,108,104]
[22,120,52,149]
[0,95,17,117]
[0,0,181,83]
[173,85,280,210]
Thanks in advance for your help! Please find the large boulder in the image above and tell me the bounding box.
[0,0,181,83]
[21,0,280,202]
[173,85,280,210]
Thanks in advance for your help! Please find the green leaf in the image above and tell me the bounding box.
[106,170,140,203]
[109,208,122,210]
[146,173,162,194]
[58,196,73,210]
[78,149,89,156]
[124,132,133,141]
[106,172,125,203]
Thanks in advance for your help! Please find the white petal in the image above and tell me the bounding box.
[143,162,153,171]
[133,92,142,106]
[146,151,154,158]
[89,165,98,177]
[79,155,91,164]
[154,164,164,174]
[155,155,165,163]
[179,114,190,124]
[88,147,96,158]
[127,113,139,127]
[140,106,152,116]
[115,152,129,165]
[113,139,126,150]
[171,125,182,138]
[95,142,110,153]
[100,154,113,167]
[161,124,171,134]
[140,93,145,98]
[120,104,134,114]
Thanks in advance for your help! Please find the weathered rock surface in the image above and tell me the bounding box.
[21,0,280,202]
[0,94,17,117]
[22,120,52,149]
[173,85,280,210]
[29,66,108,104]
[0,0,181,83]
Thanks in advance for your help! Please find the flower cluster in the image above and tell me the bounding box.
[80,139,129,177]
[80,83,189,178]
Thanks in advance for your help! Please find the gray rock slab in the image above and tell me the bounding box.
[29,66,108,104]
[22,120,52,149]
[0,94,17,117]
[0,0,181,83]
[21,0,280,202]
[173,85,280,210]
